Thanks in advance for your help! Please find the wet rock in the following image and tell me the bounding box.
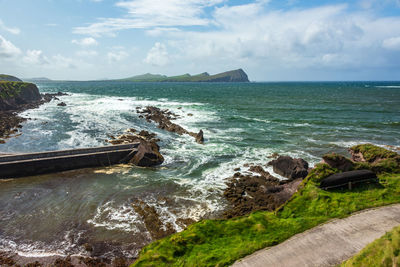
[113,257,128,267]
[129,139,164,167]
[132,200,176,240]
[0,252,16,266]
[83,243,93,252]
[26,261,42,267]
[322,153,354,172]
[53,257,75,267]
[79,257,106,267]
[195,129,204,144]
[57,102,67,107]
[223,165,303,218]
[137,106,205,143]
[268,156,309,180]
[187,113,193,116]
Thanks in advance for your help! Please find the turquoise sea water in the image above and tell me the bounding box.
[0,81,399,259]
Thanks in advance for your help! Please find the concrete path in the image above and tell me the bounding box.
[233,204,400,267]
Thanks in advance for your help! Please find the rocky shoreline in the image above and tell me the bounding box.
[223,155,309,218]
[0,91,68,143]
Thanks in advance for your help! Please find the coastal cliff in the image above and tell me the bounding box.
[0,81,41,111]
[121,68,250,82]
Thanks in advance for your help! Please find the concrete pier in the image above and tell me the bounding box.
[0,143,139,179]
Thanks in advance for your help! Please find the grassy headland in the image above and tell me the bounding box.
[120,69,249,82]
[132,144,400,267]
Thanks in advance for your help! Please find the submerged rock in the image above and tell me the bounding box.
[268,156,309,180]
[132,200,175,240]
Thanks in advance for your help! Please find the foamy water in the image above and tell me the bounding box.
[0,81,399,259]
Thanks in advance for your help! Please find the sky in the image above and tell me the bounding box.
[1,0,400,81]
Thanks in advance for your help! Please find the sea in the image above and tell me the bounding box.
[0,81,399,259]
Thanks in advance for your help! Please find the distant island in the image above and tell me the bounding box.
[119,69,249,82]
[24,77,52,82]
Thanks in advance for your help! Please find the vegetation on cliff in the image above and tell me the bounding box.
[0,81,41,110]
[132,144,400,267]
[121,69,249,82]
[0,74,22,82]
[341,225,400,267]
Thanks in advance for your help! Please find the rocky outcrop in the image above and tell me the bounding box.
[0,84,68,143]
[106,129,164,167]
[137,106,205,144]
[223,164,303,218]
[0,82,41,111]
[322,153,354,172]
[268,156,309,180]
[129,139,164,167]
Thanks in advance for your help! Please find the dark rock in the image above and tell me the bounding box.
[187,113,193,116]
[137,106,204,143]
[195,130,204,144]
[268,156,309,179]
[57,102,67,107]
[223,166,302,218]
[129,139,164,167]
[234,167,241,171]
[113,257,128,267]
[132,200,175,240]
[322,153,354,172]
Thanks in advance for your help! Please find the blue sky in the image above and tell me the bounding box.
[1,0,400,81]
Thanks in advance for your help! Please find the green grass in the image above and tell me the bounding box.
[132,145,400,267]
[0,81,34,100]
[341,225,400,267]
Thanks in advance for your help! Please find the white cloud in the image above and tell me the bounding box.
[144,42,169,66]
[0,19,20,35]
[162,3,400,72]
[52,55,77,69]
[72,37,98,46]
[0,35,21,59]
[23,50,49,65]
[76,50,98,57]
[107,50,129,62]
[74,0,225,36]
[382,37,400,50]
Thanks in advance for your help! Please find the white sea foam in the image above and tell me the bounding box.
[375,85,400,88]
[87,201,143,233]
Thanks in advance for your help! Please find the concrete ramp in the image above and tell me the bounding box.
[0,143,139,179]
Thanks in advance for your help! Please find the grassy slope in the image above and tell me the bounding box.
[132,145,400,267]
[341,225,400,267]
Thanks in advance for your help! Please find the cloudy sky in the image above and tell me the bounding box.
[1,0,400,81]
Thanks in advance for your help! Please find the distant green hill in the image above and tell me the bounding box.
[0,74,22,82]
[120,69,249,82]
